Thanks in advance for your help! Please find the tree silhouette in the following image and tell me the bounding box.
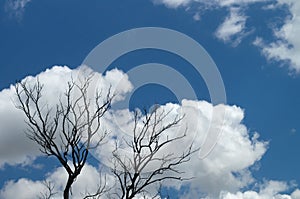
[110,106,198,199]
[15,76,113,199]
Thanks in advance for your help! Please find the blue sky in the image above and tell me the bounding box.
[1,0,300,198]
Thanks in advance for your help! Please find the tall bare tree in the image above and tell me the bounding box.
[15,76,113,199]
[110,106,198,199]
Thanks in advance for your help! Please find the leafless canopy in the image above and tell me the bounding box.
[15,76,113,199]
[111,106,198,199]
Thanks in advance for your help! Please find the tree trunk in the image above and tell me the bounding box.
[63,175,74,199]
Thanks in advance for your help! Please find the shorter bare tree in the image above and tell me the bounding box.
[15,76,113,199]
[111,106,198,199]
[38,180,57,199]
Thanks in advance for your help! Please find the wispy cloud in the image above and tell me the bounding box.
[152,0,192,8]
[254,0,300,73]
[152,0,300,73]
[151,0,266,46]
[5,0,32,20]
[215,7,248,46]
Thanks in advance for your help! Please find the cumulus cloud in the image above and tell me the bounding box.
[0,96,269,198]
[0,178,46,199]
[94,99,268,197]
[0,65,132,168]
[254,0,300,73]
[2,169,299,199]
[176,100,267,197]
[0,65,295,198]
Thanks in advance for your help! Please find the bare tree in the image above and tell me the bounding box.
[38,180,57,199]
[110,106,198,199]
[15,76,113,199]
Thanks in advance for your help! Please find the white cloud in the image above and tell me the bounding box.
[2,170,299,199]
[215,7,248,46]
[1,173,298,199]
[177,100,267,197]
[0,178,45,199]
[46,163,115,199]
[0,65,269,197]
[292,189,300,198]
[254,0,300,73]
[0,65,132,168]
[219,180,299,199]
[0,65,295,198]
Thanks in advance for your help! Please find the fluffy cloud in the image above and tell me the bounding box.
[94,99,268,197]
[0,65,294,198]
[2,170,299,199]
[254,0,300,73]
[0,65,132,168]
[175,100,267,196]
[0,178,45,199]
[0,65,269,196]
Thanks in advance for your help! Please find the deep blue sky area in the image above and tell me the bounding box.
[0,0,300,196]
